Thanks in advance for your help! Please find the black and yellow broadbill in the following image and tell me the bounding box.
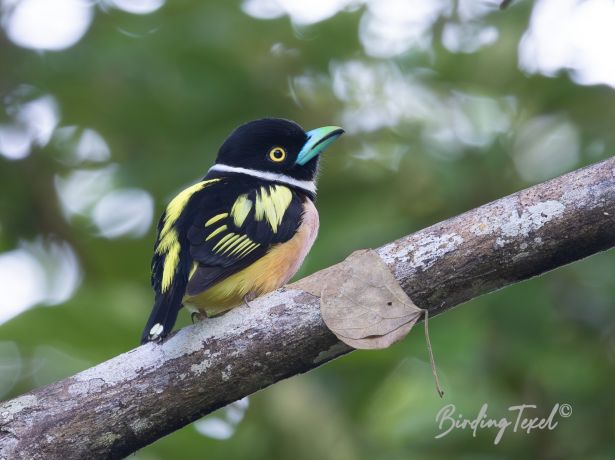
[141,118,344,343]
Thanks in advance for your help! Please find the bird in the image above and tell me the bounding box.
[141,118,344,344]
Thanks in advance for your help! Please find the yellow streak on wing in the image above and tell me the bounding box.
[206,225,228,241]
[161,234,180,292]
[205,213,228,227]
[222,234,247,255]
[156,229,176,254]
[215,233,240,253]
[254,185,292,233]
[189,261,199,280]
[156,179,220,293]
[160,179,220,239]
[270,186,293,228]
[228,236,252,256]
[231,194,253,227]
[254,189,265,223]
[238,242,259,258]
[213,233,236,252]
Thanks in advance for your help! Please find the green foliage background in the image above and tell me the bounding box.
[1,1,615,459]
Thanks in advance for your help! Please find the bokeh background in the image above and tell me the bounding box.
[1,0,615,458]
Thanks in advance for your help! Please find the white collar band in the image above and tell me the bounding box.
[208,164,317,195]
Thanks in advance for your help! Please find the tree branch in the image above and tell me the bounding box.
[2,158,614,459]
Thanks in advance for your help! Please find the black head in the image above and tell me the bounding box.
[214,118,343,182]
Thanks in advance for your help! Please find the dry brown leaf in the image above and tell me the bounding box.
[316,249,444,397]
[319,249,423,349]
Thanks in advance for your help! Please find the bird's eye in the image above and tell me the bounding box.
[268,147,286,163]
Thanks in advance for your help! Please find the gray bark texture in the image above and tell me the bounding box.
[1,157,614,459]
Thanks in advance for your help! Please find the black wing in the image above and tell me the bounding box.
[185,180,304,296]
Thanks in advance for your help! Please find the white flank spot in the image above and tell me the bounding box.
[149,323,164,338]
[209,164,316,195]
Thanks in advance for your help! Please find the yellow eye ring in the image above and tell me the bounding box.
[269,146,286,163]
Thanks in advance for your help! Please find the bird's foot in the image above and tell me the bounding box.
[191,311,207,324]
[243,292,257,308]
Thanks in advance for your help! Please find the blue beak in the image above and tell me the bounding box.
[295,126,344,166]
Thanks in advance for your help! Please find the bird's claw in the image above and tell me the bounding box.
[191,311,206,324]
[243,293,256,308]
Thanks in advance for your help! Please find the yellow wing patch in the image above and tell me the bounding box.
[161,240,181,293]
[157,178,220,293]
[231,194,252,227]
[254,185,292,233]
[161,179,219,237]
[156,228,177,254]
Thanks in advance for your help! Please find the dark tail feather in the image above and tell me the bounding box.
[140,291,182,344]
